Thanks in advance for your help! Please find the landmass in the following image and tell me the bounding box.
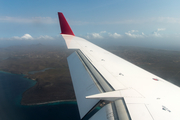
[0,44,180,105]
[0,44,76,105]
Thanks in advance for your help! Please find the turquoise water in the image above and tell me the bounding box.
[0,71,80,120]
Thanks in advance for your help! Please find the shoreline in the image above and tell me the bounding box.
[0,70,76,106]
[0,70,29,77]
[0,70,19,75]
[22,99,76,106]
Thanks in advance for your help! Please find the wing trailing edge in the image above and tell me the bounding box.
[67,51,100,119]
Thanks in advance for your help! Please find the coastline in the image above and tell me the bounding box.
[0,70,76,106]
[0,70,20,75]
[0,70,80,120]
[0,69,76,106]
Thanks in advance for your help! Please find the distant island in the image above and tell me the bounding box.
[0,44,180,105]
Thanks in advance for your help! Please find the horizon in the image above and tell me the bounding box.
[1,38,180,52]
[1,0,180,50]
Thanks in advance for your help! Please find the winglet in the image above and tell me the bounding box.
[58,12,75,36]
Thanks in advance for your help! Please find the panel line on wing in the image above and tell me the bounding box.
[145,104,155,120]
[77,50,114,92]
[76,50,132,120]
[76,51,104,92]
[76,50,111,92]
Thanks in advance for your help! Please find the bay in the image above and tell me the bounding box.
[0,71,80,120]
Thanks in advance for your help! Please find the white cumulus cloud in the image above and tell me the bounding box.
[92,33,103,39]
[125,30,145,38]
[85,31,105,39]
[152,28,166,37]
[4,34,55,40]
[108,33,122,39]
[21,34,34,39]
[85,31,123,40]
[13,34,34,40]
[152,32,161,37]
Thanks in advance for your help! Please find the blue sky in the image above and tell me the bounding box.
[0,0,180,50]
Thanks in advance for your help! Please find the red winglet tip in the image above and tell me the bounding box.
[58,12,75,36]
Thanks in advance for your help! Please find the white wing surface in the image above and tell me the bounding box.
[58,12,180,120]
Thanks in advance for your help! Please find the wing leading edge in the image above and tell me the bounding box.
[58,12,180,120]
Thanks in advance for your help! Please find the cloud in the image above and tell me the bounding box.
[91,33,103,39]
[21,34,33,39]
[92,17,180,25]
[155,17,180,24]
[37,35,54,40]
[157,28,166,31]
[152,32,161,37]
[2,16,180,26]
[100,31,107,33]
[102,17,180,25]
[13,34,34,40]
[152,28,166,37]
[0,16,58,24]
[83,28,177,41]
[1,34,54,40]
[125,30,145,38]
[85,31,123,39]
[108,33,122,39]
[85,31,104,39]
[82,17,180,26]
[131,30,139,33]
[124,28,166,38]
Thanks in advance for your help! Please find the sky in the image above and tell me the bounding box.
[0,0,180,50]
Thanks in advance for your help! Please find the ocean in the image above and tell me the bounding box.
[0,71,80,120]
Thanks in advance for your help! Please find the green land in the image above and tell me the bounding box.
[0,44,180,105]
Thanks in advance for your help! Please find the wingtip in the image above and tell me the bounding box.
[58,12,75,36]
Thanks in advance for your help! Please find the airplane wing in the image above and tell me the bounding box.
[58,12,180,120]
